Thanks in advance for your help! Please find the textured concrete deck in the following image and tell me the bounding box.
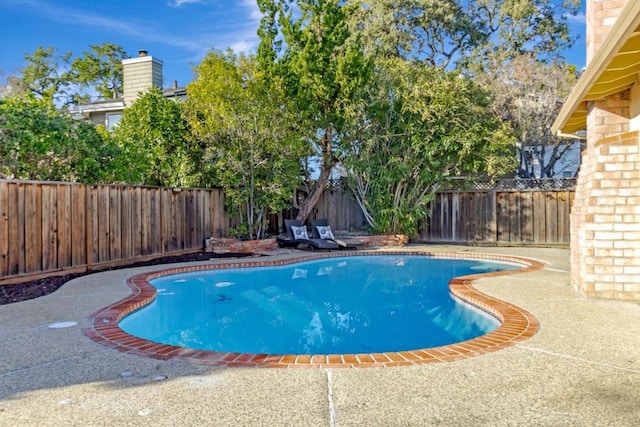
[1,246,639,426]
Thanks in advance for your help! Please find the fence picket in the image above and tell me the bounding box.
[485,192,497,242]
[8,183,21,275]
[71,185,86,266]
[546,192,559,243]
[24,183,41,273]
[532,192,546,243]
[41,185,55,271]
[57,184,71,268]
[120,187,132,260]
[519,192,534,243]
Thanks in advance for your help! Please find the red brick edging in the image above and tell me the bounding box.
[83,251,545,368]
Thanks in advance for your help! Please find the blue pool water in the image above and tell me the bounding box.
[119,255,518,355]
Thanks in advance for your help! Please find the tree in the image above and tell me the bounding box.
[13,46,72,104]
[70,43,128,100]
[349,0,580,70]
[9,43,129,105]
[112,87,200,187]
[186,50,308,239]
[0,68,11,99]
[257,0,372,222]
[349,0,481,67]
[477,55,579,178]
[0,96,118,182]
[343,59,515,236]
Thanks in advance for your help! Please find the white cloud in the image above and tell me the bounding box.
[229,40,253,54]
[178,0,262,58]
[240,0,263,22]
[566,12,586,25]
[168,0,204,8]
[215,0,262,54]
[4,0,262,64]
[4,0,141,34]
[4,0,202,52]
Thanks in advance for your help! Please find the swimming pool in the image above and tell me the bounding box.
[120,255,516,354]
[85,251,543,367]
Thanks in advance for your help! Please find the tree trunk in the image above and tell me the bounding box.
[295,165,331,223]
[295,126,335,223]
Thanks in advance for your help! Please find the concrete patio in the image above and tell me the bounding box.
[1,245,639,426]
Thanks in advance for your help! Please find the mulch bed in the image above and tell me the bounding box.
[0,251,255,305]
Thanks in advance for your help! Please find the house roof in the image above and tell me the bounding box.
[70,86,187,118]
[552,1,640,136]
[163,86,187,99]
[68,99,126,120]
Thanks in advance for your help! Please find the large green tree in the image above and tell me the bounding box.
[9,43,129,105]
[70,43,128,100]
[0,96,118,182]
[257,0,372,222]
[10,46,72,104]
[344,59,515,236]
[112,87,200,187]
[186,50,308,239]
[350,0,580,69]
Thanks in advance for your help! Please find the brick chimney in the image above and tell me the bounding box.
[122,50,163,105]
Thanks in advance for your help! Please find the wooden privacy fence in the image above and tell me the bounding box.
[1,178,575,284]
[310,182,365,232]
[420,179,575,245]
[309,178,575,246]
[0,180,227,284]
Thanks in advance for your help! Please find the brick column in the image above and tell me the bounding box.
[572,131,640,299]
[572,0,640,300]
[586,0,627,62]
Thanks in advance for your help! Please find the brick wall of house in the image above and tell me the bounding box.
[572,0,640,300]
[587,91,631,143]
[572,131,640,299]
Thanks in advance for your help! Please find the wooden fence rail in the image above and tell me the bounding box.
[0,180,227,284]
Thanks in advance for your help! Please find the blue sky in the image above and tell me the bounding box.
[0,0,587,89]
[0,0,262,88]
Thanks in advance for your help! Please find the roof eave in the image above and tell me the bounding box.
[552,1,640,137]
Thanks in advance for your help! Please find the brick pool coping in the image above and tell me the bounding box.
[83,251,546,368]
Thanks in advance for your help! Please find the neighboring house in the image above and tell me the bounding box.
[509,89,583,178]
[552,0,640,301]
[518,140,582,178]
[69,50,186,130]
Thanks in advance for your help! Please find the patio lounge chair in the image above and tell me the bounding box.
[310,219,364,250]
[277,219,339,250]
